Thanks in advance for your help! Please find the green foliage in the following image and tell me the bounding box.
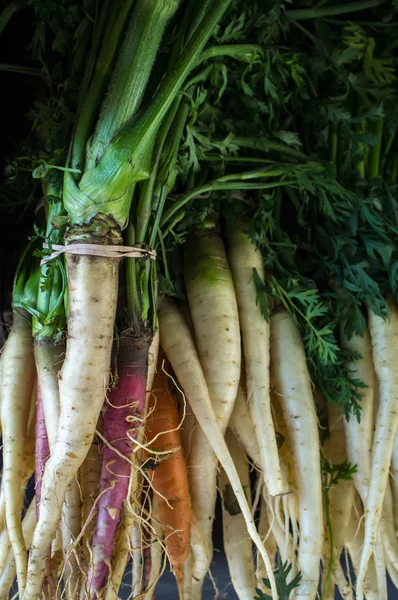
[254,561,302,600]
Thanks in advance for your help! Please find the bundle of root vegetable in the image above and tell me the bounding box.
[1,1,398,599]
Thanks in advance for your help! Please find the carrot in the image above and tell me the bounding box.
[143,495,164,600]
[345,494,383,600]
[35,383,50,518]
[256,495,277,593]
[25,247,122,600]
[323,403,355,554]
[357,299,398,599]
[87,331,152,598]
[0,498,37,600]
[270,308,323,600]
[0,311,36,596]
[391,433,398,533]
[219,429,257,600]
[227,228,284,496]
[340,326,374,505]
[184,228,241,595]
[143,359,191,596]
[158,296,278,599]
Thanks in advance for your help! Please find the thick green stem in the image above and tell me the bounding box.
[161,178,293,228]
[125,223,141,329]
[88,0,180,167]
[78,0,233,211]
[367,118,383,180]
[71,0,135,171]
[286,0,387,20]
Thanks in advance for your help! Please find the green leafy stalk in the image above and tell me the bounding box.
[286,0,388,21]
[87,0,180,168]
[70,0,135,171]
[75,0,233,221]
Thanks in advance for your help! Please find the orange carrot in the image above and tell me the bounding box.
[144,359,191,596]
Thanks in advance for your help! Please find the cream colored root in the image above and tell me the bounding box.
[227,230,284,496]
[1,313,36,595]
[185,234,241,596]
[324,402,355,553]
[143,496,164,600]
[61,477,82,600]
[270,310,323,600]
[345,494,383,600]
[158,296,277,599]
[256,496,277,593]
[357,301,398,600]
[219,429,256,600]
[229,384,263,469]
[0,498,36,599]
[340,326,375,505]
[103,467,139,600]
[25,253,120,600]
[391,434,398,533]
[182,548,193,600]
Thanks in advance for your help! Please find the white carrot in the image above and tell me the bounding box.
[345,494,384,600]
[1,311,36,596]
[184,231,241,597]
[227,228,284,496]
[391,433,398,533]
[218,429,257,600]
[256,495,277,592]
[0,498,37,600]
[158,296,278,598]
[270,309,323,600]
[25,250,121,599]
[61,477,82,600]
[229,384,263,469]
[143,495,164,600]
[340,327,374,505]
[324,403,355,554]
[357,299,398,599]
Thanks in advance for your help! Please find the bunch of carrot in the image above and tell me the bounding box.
[1,0,398,599]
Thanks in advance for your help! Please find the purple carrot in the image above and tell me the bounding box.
[88,334,151,598]
[35,382,50,518]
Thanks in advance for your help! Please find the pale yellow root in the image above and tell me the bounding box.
[270,310,323,600]
[219,429,257,600]
[158,296,277,599]
[185,233,241,598]
[256,495,277,593]
[182,548,193,600]
[323,403,355,553]
[25,251,120,600]
[80,440,102,540]
[0,498,37,600]
[132,520,144,598]
[229,384,263,469]
[340,326,374,504]
[345,494,384,600]
[143,495,164,600]
[61,477,82,599]
[391,434,398,534]
[227,229,284,497]
[357,300,398,600]
[1,313,36,596]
